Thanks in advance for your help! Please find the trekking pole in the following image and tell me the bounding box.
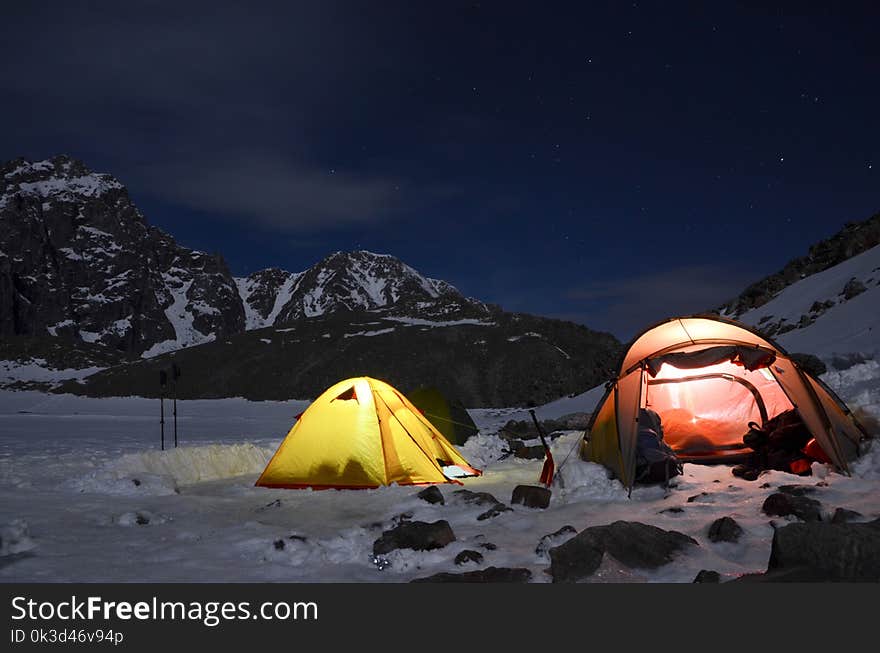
[172,362,180,448]
[159,370,167,451]
[528,409,555,487]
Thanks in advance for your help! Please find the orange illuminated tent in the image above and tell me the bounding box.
[256,377,481,489]
[581,315,867,491]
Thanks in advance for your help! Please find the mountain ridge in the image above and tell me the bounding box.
[0,155,623,403]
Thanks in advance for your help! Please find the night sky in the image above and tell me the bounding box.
[2,2,877,339]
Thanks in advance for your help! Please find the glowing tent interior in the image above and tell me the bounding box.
[256,377,481,489]
[581,315,867,490]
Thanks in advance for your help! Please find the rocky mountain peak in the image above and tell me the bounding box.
[0,154,244,357]
[270,249,483,323]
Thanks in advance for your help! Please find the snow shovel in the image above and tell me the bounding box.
[528,409,555,487]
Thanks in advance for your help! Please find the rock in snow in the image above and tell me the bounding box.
[372,520,456,555]
[763,519,880,581]
[707,516,744,543]
[693,570,722,583]
[761,492,823,522]
[549,521,698,583]
[416,486,445,505]
[511,484,552,509]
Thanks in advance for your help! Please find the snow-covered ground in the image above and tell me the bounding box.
[0,359,877,583]
[0,359,104,388]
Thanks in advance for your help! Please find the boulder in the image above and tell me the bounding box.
[453,489,501,507]
[511,485,552,509]
[693,570,721,583]
[417,486,445,505]
[549,521,698,583]
[762,493,823,522]
[372,520,456,555]
[708,517,744,543]
[841,277,867,300]
[766,519,880,581]
[411,567,531,583]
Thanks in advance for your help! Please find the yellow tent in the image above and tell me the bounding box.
[256,377,481,489]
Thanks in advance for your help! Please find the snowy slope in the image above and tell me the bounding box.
[736,244,880,360]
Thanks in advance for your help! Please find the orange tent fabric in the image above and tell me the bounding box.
[581,315,866,490]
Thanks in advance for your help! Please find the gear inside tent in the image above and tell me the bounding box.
[256,377,481,489]
[581,315,868,491]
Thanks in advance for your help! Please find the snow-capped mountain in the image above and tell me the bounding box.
[0,155,245,356]
[236,250,487,329]
[0,156,485,362]
[720,212,880,361]
[1,156,621,400]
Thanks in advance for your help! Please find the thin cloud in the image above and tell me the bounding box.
[562,264,755,340]
[135,153,400,230]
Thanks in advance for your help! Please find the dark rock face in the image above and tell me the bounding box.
[693,570,721,583]
[66,306,622,406]
[410,567,531,583]
[0,156,244,356]
[762,493,823,522]
[549,521,698,583]
[511,485,552,509]
[416,486,445,505]
[372,520,456,555]
[719,211,880,318]
[707,517,744,543]
[766,519,880,581]
[236,268,303,329]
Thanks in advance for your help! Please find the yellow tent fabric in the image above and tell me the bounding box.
[581,315,867,491]
[256,377,481,489]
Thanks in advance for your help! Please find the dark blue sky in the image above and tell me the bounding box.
[2,1,877,339]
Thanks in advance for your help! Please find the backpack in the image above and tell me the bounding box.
[635,428,683,485]
[742,409,813,475]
